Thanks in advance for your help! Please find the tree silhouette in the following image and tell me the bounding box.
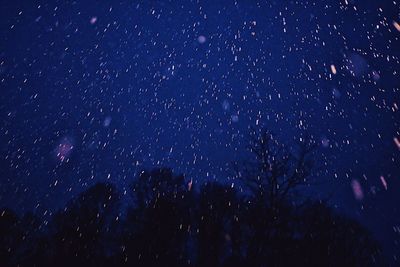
[0,132,388,266]
[122,168,193,267]
[295,201,385,267]
[0,208,22,267]
[234,128,316,208]
[48,182,119,267]
[197,182,240,267]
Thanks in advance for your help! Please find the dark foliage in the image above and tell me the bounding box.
[0,172,386,267]
[0,131,387,266]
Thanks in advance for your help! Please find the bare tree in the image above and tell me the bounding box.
[234,127,316,208]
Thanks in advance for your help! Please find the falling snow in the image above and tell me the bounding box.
[0,0,399,265]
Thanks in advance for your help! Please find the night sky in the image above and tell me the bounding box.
[1,0,400,262]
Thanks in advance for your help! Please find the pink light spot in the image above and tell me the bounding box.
[351,179,364,201]
[394,137,400,149]
[90,17,97,24]
[380,176,388,190]
[54,137,74,162]
[188,179,193,191]
[197,35,206,44]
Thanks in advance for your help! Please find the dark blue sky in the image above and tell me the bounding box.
[1,0,399,262]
